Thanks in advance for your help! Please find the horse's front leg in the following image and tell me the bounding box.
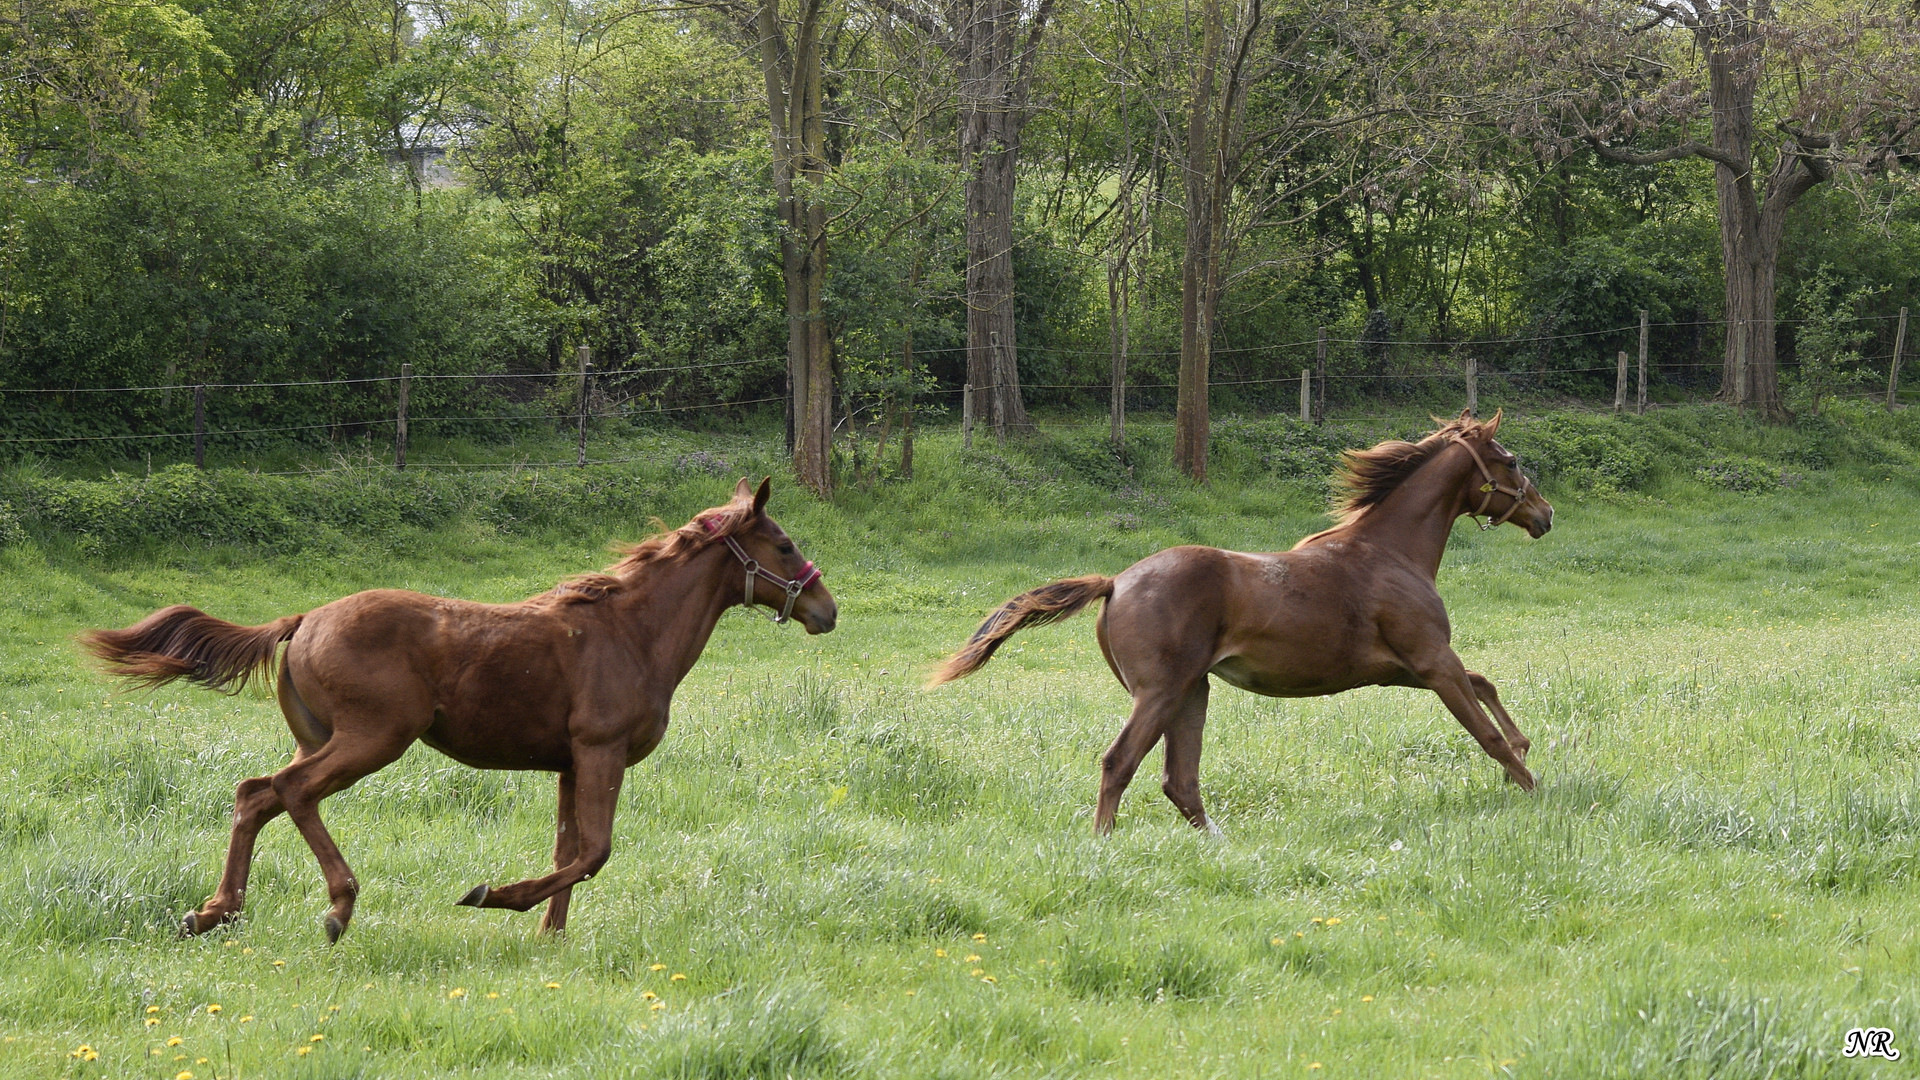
[458,746,626,913]
[1412,652,1535,791]
[1465,670,1530,765]
[538,771,579,934]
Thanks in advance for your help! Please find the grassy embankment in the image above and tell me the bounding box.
[1,404,1918,1079]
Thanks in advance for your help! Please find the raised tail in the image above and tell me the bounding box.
[80,604,304,694]
[928,575,1113,686]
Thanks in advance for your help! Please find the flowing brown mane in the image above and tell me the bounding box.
[544,500,758,604]
[1329,414,1491,522]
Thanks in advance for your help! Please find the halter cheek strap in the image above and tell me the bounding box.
[1452,437,1529,531]
[700,516,821,624]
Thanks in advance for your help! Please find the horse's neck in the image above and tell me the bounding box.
[1339,446,1470,579]
[604,545,737,684]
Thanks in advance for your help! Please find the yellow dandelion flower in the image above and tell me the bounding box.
[239,1016,253,1024]
[1325,917,1342,926]
[196,1059,208,1064]
[241,947,253,955]
[1311,918,1323,924]
[205,1004,221,1015]
[670,973,686,982]
[486,993,500,1000]
[981,975,997,984]
[1309,1064,1322,1071]
[174,1054,187,1061]
[271,960,285,968]
[640,991,657,1001]
[905,990,917,997]
[1271,936,1283,946]
[650,964,667,971]
[296,1046,311,1057]
[649,1002,666,1012]
[167,1036,185,1046]
[545,982,561,990]
[151,1049,161,1056]
[934,949,947,958]
[970,968,984,977]
[71,1044,99,1060]
[964,954,980,963]
[310,1033,325,1043]
[1295,931,1305,938]
[447,988,466,999]
[147,1018,161,1027]
[327,1005,339,1013]
[971,933,986,941]
[177,1070,196,1080]
[146,1005,162,1014]
[1361,995,1374,1003]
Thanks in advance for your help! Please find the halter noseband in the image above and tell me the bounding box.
[1452,436,1529,531]
[700,516,821,624]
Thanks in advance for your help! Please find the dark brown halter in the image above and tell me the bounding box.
[701,516,821,624]
[1453,435,1528,530]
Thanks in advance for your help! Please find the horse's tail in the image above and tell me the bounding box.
[80,604,304,694]
[928,575,1114,686]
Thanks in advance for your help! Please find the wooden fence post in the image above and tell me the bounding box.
[192,385,206,469]
[575,345,591,467]
[1637,309,1649,415]
[962,383,974,449]
[1315,326,1327,424]
[1614,351,1629,413]
[1299,368,1311,422]
[395,362,411,470]
[1889,306,1910,409]
[1464,355,1478,417]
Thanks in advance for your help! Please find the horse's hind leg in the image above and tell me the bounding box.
[179,773,289,937]
[1159,683,1218,834]
[271,732,414,943]
[1465,671,1530,765]
[1096,680,1205,835]
[537,771,578,934]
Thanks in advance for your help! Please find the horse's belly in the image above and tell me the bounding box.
[420,712,572,772]
[1210,653,1396,697]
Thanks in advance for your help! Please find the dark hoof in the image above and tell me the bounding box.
[324,915,346,944]
[456,884,490,908]
[178,912,204,939]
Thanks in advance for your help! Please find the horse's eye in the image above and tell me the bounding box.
[778,543,795,555]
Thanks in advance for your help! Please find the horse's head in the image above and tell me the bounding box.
[715,477,838,634]
[1458,412,1553,538]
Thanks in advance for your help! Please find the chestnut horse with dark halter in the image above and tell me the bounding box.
[931,413,1553,834]
[82,478,835,941]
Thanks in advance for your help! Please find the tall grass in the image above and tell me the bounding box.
[1,406,1917,1077]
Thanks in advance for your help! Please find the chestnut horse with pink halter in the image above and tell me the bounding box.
[82,478,834,941]
[932,413,1553,834]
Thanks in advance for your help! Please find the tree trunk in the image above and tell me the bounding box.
[755,0,835,494]
[1175,0,1223,481]
[953,0,1050,441]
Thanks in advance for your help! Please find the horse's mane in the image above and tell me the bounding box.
[1328,413,1492,522]
[540,499,756,605]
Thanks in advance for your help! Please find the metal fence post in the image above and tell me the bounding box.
[1637,309,1649,414]
[192,385,206,469]
[396,362,411,470]
[576,345,591,467]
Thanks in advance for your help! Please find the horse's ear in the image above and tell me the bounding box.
[733,476,754,502]
[1483,408,1503,437]
[753,477,771,515]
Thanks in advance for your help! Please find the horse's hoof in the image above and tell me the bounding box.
[324,915,347,944]
[178,912,203,939]
[456,884,490,908]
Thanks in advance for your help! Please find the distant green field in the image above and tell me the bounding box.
[2,408,1918,1079]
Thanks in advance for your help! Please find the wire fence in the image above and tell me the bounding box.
[1,309,1910,468]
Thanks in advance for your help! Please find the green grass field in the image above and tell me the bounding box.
[2,408,1918,1079]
